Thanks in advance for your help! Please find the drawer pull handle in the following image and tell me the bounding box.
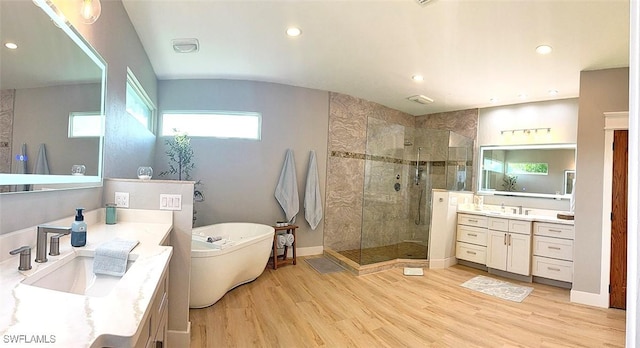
[466,251,477,255]
[467,233,477,237]
[547,246,561,250]
[547,267,561,272]
[468,219,478,223]
[548,229,562,233]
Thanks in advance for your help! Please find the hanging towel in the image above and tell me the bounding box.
[33,143,50,175]
[275,149,299,223]
[304,151,323,230]
[93,238,139,276]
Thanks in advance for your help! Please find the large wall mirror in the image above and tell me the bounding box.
[478,144,577,199]
[0,0,105,193]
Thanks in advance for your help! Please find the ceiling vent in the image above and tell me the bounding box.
[407,95,434,105]
[172,38,199,53]
[416,0,433,5]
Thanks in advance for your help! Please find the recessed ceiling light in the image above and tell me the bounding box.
[172,38,199,53]
[536,45,553,55]
[412,75,424,82]
[4,42,17,50]
[548,89,559,96]
[286,27,302,37]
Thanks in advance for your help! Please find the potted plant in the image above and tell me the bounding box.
[159,130,205,224]
[501,174,518,192]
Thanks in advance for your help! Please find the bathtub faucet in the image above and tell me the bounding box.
[206,236,222,243]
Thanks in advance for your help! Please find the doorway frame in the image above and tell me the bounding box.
[599,111,629,308]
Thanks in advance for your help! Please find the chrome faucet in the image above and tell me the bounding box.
[9,246,32,271]
[36,226,71,263]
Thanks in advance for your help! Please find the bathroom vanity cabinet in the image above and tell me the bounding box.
[135,268,169,348]
[455,214,488,264]
[532,222,575,283]
[486,218,532,276]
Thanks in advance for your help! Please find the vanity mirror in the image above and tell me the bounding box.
[0,0,105,192]
[478,144,577,199]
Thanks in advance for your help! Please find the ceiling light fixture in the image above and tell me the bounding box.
[172,38,199,53]
[4,42,18,50]
[407,95,434,105]
[286,27,302,37]
[412,75,424,82]
[536,45,553,55]
[79,0,101,24]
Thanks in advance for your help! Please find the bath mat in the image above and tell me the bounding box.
[403,267,424,276]
[305,257,345,274]
[461,275,533,302]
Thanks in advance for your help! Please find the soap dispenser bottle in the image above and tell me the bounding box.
[71,208,87,247]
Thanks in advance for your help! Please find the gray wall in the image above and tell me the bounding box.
[1,0,156,234]
[156,79,329,249]
[574,67,629,294]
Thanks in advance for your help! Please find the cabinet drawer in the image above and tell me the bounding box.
[509,220,532,235]
[458,214,488,228]
[456,242,486,264]
[533,236,573,261]
[534,223,574,239]
[488,217,509,231]
[457,225,487,246]
[532,256,573,282]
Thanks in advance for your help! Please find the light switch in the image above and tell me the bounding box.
[160,194,182,211]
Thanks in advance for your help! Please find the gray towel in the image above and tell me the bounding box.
[93,238,139,276]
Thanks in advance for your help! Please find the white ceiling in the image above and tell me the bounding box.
[122,0,629,116]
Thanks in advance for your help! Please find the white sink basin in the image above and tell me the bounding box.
[22,255,134,297]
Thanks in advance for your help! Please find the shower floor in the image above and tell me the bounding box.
[338,242,428,265]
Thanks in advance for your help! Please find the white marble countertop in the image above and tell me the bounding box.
[457,206,575,226]
[0,209,173,347]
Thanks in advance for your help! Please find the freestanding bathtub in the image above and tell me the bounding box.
[190,223,274,308]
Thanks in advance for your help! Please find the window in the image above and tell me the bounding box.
[68,112,103,137]
[506,162,549,175]
[161,112,262,140]
[126,68,156,131]
[483,158,503,173]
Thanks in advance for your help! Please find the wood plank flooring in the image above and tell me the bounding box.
[190,257,625,347]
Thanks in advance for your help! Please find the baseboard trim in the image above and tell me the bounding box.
[296,246,324,257]
[570,289,609,308]
[429,257,457,269]
[168,322,191,348]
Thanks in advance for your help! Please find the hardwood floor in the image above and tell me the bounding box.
[190,257,625,347]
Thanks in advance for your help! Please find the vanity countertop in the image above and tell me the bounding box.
[457,206,575,226]
[0,209,173,347]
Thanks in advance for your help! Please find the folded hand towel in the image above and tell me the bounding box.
[93,238,139,276]
[284,233,294,247]
[276,234,286,249]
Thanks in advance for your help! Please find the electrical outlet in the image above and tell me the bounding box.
[115,192,129,208]
[160,194,182,211]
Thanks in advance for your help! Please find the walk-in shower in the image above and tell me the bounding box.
[337,117,474,266]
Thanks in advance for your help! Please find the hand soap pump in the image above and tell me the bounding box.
[71,208,87,247]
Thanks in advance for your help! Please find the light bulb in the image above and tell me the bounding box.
[80,0,101,24]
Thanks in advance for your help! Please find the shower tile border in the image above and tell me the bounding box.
[330,150,448,167]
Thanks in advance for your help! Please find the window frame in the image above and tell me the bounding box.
[68,111,103,138]
[126,68,156,132]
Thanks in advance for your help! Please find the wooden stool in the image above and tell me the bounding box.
[270,225,298,269]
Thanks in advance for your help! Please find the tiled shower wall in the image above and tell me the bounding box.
[324,92,478,253]
[0,90,15,193]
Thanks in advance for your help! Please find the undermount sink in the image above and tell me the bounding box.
[22,255,135,297]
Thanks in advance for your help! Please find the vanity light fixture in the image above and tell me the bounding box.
[79,0,101,24]
[172,39,199,53]
[286,27,302,37]
[548,89,559,96]
[4,42,18,50]
[501,127,551,135]
[535,45,553,55]
[489,97,499,103]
